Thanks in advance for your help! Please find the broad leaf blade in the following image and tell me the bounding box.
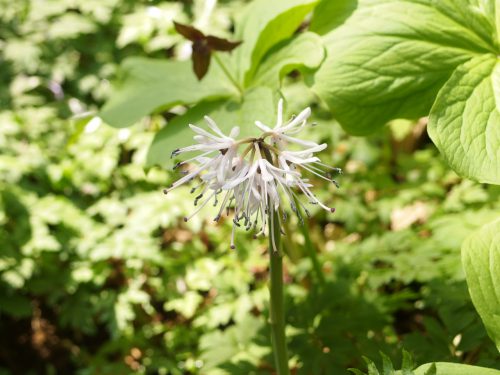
[206,36,242,52]
[252,32,325,89]
[462,218,500,350]
[233,0,318,86]
[312,0,496,135]
[146,87,276,168]
[310,0,357,35]
[428,54,500,184]
[100,58,235,128]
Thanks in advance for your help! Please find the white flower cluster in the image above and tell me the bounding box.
[164,100,341,250]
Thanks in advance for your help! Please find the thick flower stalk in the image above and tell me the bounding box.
[164,99,341,250]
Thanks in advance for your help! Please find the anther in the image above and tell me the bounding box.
[183,217,188,222]
[171,149,180,158]
[330,207,336,213]
[163,189,168,195]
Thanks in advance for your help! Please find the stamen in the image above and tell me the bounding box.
[163,102,338,250]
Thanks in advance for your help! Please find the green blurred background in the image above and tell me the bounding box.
[1,0,499,374]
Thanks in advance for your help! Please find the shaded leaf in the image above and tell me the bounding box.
[100,57,235,128]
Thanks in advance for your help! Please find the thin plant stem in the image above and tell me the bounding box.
[301,223,326,286]
[293,196,326,287]
[268,211,290,375]
[212,53,243,96]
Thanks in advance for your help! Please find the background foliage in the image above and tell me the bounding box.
[0,0,499,374]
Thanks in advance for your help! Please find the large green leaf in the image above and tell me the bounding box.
[415,363,500,375]
[233,0,318,86]
[428,54,500,184]
[100,58,235,128]
[312,0,497,135]
[252,32,325,89]
[309,0,358,35]
[462,218,500,350]
[146,86,276,168]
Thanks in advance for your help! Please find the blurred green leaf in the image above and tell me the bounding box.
[415,363,500,375]
[100,58,235,128]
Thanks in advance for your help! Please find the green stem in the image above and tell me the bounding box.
[292,196,325,287]
[268,211,290,375]
[300,222,326,287]
[212,53,243,96]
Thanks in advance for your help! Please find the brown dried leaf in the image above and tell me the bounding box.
[192,39,211,80]
[206,36,242,51]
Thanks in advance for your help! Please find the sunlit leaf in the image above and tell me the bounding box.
[462,218,500,350]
